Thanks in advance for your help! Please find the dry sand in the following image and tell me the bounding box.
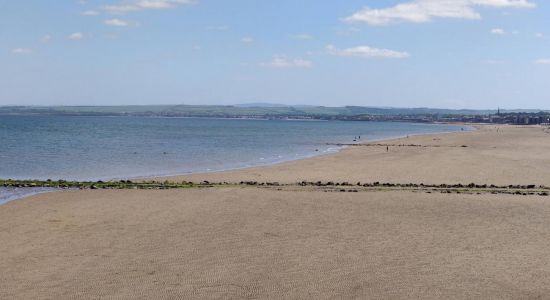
[2,124,550,299]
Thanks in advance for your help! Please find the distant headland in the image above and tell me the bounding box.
[1,104,549,125]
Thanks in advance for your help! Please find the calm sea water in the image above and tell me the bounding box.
[0,116,467,182]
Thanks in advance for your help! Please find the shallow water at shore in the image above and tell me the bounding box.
[0,187,59,205]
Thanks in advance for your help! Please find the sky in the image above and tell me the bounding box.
[0,0,549,109]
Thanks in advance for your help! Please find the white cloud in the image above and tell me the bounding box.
[486,59,504,64]
[105,18,131,26]
[491,28,506,35]
[12,48,33,54]
[103,5,138,14]
[82,10,99,16]
[535,32,544,38]
[536,58,550,65]
[104,0,195,14]
[345,0,535,25]
[473,0,534,7]
[138,0,193,8]
[68,32,84,40]
[41,34,52,43]
[261,56,313,68]
[240,37,254,43]
[290,34,313,40]
[327,44,410,59]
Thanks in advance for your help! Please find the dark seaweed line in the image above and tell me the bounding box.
[1,179,549,196]
[327,143,469,148]
[252,181,550,196]
[279,186,550,196]
[0,179,198,190]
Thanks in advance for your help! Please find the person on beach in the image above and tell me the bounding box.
[386,146,389,152]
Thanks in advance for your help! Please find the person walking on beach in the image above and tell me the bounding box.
[386,146,389,152]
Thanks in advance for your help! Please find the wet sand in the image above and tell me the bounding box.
[2,124,550,299]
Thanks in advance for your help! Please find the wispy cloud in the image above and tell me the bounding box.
[535,58,550,65]
[82,10,99,16]
[12,48,33,54]
[491,28,506,35]
[345,0,536,26]
[103,0,195,14]
[260,56,313,68]
[206,25,229,31]
[240,37,254,43]
[104,18,132,26]
[535,32,544,38]
[41,34,52,43]
[68,32,84,40]
[290,34,314,40]
[327,44,410,59]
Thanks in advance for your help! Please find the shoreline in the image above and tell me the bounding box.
[0,187,59,206]
[0,124,476,205]
[141,124,475,182]
[0,123,471,205]
[0,120,470,181]
[151,124,478,184]
[157,123,550,186]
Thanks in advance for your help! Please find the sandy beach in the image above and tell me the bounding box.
[164,124,550,186]
[2,124,550,299]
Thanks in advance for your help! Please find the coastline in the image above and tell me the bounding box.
[4,124,550,298]
[142,124,475,182]
[154,124,494,185]
[0,123,470,204]
[0,118,466,183]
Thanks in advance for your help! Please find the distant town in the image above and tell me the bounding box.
[338,110,550,125]
[1,105,549,125]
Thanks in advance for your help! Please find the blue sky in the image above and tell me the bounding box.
[0,0,549,109]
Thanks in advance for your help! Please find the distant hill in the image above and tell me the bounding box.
[0,104,546,119]
[234,103,289,108]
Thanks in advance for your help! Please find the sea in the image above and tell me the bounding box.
[0,115,469,204]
